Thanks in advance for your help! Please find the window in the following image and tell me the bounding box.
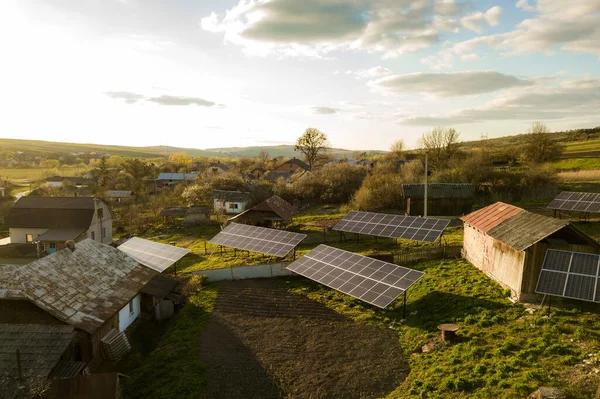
[91,231,95,240]
[102,228,106,239]
[228,203,239,209]
[128,301,134,315]
[97,208,103,218]
[49,242,56,249]
[25,234,33,243]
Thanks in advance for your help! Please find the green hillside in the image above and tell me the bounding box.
[0,138,163,158]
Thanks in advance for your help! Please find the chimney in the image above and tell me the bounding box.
[65,241,75,252]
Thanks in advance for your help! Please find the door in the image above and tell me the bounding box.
[48,242,56,254]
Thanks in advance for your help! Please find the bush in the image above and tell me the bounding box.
[182,275,207,297]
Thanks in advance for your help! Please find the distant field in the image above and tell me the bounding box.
[0,167,87,181]
[563,138,600,155]
[0,138,164,158]
[557,170,600,183]
[553,158,600,170]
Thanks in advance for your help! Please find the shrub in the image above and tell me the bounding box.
[182,275,207,297]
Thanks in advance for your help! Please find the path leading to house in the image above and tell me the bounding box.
[198,279,409,399]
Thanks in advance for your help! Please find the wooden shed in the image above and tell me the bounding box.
[461,202,600,302]
[228,195,295,228]
[403,183,474,216]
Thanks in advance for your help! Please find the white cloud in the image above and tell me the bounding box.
[353,66,393,79]
[516,0,535,11]
[484,6,502,26]
[200,0,471,58]
[453,1,600,57]
[371,70,532,97]
[312,106,340,114]
[399,77,600,125]
[460,6,502,33]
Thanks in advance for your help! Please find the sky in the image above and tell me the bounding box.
[1,0,599,151]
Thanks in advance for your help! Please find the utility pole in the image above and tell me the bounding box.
[424,152,428,217]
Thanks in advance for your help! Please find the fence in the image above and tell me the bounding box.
[394,245,462,265]
[192,262,293,282]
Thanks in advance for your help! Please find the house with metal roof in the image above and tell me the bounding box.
[156,173,198,187]
[4,197,113,254]
[213,190,251,214]
[229,195,295,227]
[461,202,600,301]
[402,183,474,216]
[105,190,134,204]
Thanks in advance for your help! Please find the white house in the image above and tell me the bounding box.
[205,163,230,175]
[212,190,251,214]
[4,196,113,254]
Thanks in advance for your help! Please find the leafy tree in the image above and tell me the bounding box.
[170,152,193,172]
[123,158,154,194]
[388,140,405,160]
[40,159,60,169]
[99,156,109,187]
[521,122,563,164]
[294,128,329,170]
[418,127,461,170]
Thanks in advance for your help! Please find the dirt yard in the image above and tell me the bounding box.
[198,279,408,399]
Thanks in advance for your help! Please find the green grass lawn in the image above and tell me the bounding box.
[553,158,600,170]
[0,167,90,182]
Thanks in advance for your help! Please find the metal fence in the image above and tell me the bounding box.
[394,245,462,265]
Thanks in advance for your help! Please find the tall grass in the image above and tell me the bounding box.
[557,170,600,182]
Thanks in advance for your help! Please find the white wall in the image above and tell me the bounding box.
[88,199,113,244]
[9,228,48,244]
[193,262,293,282]
[46,181,63,188]
[214,200,246,214]
[118,293,141,332]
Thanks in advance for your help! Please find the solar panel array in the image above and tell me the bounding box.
[209,223,307,258]
[536,249,600,303]
[547,191,600,213]
[118,237,190,273]
[333,211,450,242]
[287,244,424,308]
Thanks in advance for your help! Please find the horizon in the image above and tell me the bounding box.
[1,1,599,151]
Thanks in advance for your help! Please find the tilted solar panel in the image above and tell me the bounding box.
[287,244,425,308]
[209,223,307,258]
[333,211,450,242]
[536,249,600,303]
[118,237,190,273]
[547,191,600,213]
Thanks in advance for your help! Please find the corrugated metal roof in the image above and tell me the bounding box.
[212,190,251,202]
[105,190,132,198]
[36,227,87,242]
[403,183,474,199]
[16,239,157,334]
[0,324,75,379]
[487,211,568,252]
[157,173,198,181]
[461,202,523,233]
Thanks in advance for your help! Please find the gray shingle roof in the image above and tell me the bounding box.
[403,183,474,199]
[0,324,75,378]
[212,190,251,202]
[16,239,157,333]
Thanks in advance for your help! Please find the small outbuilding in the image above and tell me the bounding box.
[212,190,251,214]
[403,183,474,216]
[105,190,134,204]
[159,206,210,225]
[229,195,295,227]
[461,202,600,301]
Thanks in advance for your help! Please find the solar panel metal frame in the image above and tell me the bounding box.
[118,237,190,273]
[332,211,450,243]
[209,223,307,258]
[535,249,600,303]
[286,244,425,308]
[547,191,600,213]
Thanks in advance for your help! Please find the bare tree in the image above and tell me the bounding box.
[522,122,563,164]
[418,127,461,170]
[294,128,329,170]
[387,140,405,160]
[258,149,270,167]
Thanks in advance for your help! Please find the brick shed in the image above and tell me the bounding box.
[461,202,600,301]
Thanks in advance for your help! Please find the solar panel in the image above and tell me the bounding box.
[287,244,425,308]
[209,223,307,258]
[333,211,450,242]
[118,237,190,273]
[536,249,600,303]
[547,191,600,213]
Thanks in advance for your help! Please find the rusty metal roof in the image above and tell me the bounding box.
[461,202,523,233]
[0,324,75,379]
[487,211,568,252]
[16,239,157,334]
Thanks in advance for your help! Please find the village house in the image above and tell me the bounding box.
[213,190,251,214]
[205,162,230,175]
[4,196,113,253]
[229,195,295,228]
[105,190,134,204]
[265,158,311,182]
[156,172,198,188]
[403,183,474,216]
[461,202,600,301]
[247,167,266,180]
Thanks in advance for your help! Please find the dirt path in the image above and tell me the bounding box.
[198,279,408,399]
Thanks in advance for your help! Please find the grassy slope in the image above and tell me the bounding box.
[289,259,600,399]
[122,284,218,399]
[0,138,163,158]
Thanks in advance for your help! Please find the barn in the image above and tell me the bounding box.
[461,202,600,302]
[403,183,474,216]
